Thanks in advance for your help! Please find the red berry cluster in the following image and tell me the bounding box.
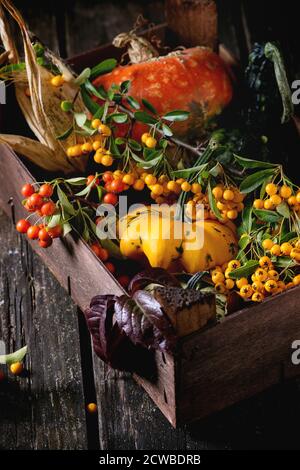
[16,183,62,248]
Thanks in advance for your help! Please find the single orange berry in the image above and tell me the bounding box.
[10,362,24,375]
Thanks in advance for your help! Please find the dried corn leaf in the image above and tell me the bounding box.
[0,0,89,174]
[0,135,74,173]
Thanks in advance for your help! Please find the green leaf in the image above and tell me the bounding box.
[120,80,131,94]
[134,111,158,125]
[240,169,275,194]
[62,222,72,236]
[109,138,121,157]
[75,185,92,197]
[115,137,125,145]
[253,209,282,223]
[234,154,277,169]
[84,79,107,100]
[162,123,173,137]
[141,98,157,115]
[132,153,162,169]
[209,162,223,177]
[97,185,103,201]
[126,96,140,110]
[143,148,161,161]
[207,180,222,220]
[171,164,207,179]
[65,177,87,185]
[242,206,253,234]
[128,139,142,151]
[275,257,296,268]
[238,233,251,250]
[90,58,117,80]
[280,231,297,243]
[0,345,27,365]
[47,213,61,229]
[56,126,73,141]
[74,67,91,85]
[229,260,259,279]
[109,113,128,124]
[80,87,102,115]
[57,186,76,216]
[163,110,189,122]
[0,62,26,74]
[74,112,87,128]
[276,201,290,218]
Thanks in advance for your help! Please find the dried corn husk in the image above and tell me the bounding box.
[0,0,89,174]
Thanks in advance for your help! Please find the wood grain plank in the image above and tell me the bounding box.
[0,210,88,449]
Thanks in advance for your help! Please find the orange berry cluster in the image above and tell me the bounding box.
[211,257,299,303]
[253,183,300,212]
[212,185,245,221]
[16,183,62,248]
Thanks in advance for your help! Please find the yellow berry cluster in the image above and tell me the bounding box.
[262,238,300,262]
[212,185,245,221]
[186,193,215,221]
[141,133,157,149]
[253,183,300,212]
[211,257,300,303]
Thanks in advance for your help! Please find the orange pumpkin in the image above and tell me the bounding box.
[93,47,233,140]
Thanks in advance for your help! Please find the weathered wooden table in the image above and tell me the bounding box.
[1,0,300,450]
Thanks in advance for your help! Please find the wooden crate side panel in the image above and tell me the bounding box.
[0,145,125,311]
[176,286,300,424]
[134,350,177,427]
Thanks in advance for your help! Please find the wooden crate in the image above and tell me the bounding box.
[1,3,300,428]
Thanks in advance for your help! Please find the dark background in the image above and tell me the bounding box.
[1,0,300,450]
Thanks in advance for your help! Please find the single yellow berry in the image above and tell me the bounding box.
[181,181,191,192]
[255,268,268,282]
[265,183,278,196]
[167,181,181,194]
[253,199,264,209]
[223,189,235,201]
[217,201,226,211]
[262,239,274,251]
[141,132,151,144]
[215,282,227,294]
[224,268,233,279]
[133,179,145,191]
[101,154,113,167]
[94,152,105,164]
[87,403,97,414]
[227,209,238,220]
[122,174,135,185]
[236,277,248,289]
[240,284,253,298]
[270,194,282,206]
[252,292,264,302]
[296,193,300,204]
[252,281,264,293]
[228,259,241,270]
[280,185,292,199]
[152,184,164,196]
[191,183,202,194]
[293,275,300,286]
[81,142,93,154]
[212,271,225,284]
[98,124,111,137]
[288,196,297,206]
[145,136,157,149]
[91,119,101,129]
[212,186,223,200]
[10,362,23,375]
[270,244,281,256]
[225,279,235,290]
[264,199,275,210]
[51,75,64,87]
[92,141,102,151]
[71,144,83,157]
[290,248,300,262]
[145,174,157,186]
[67,146,75,157]
[280,242,293,256]
[264,279,278,293]
[268,270,279,281]
[259,256,272,269]
[211,266,223,275]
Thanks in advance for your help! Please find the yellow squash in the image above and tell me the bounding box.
[119,206,238,273]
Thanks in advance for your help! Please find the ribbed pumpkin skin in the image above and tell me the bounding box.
[93,47,233,139]
[119,207,238,274]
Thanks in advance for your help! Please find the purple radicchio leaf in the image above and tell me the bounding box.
[128,267,181,295]
[114,290,177,353]
[84,294,157,375]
